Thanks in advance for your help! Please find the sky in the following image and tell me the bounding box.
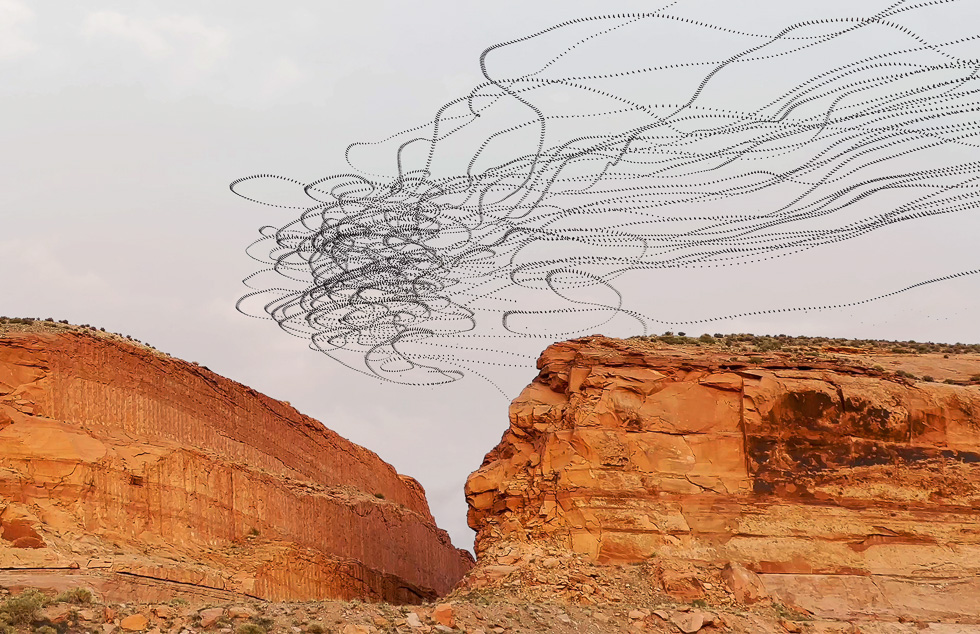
[2,0,979,552]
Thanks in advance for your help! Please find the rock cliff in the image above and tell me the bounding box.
[466,335,980,624]
[0,321,472,604]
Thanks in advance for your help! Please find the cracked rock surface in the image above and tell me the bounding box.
[465,335,980,625]
[0,322,472,604]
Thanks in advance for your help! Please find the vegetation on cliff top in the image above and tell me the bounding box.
[630,331,980,355]
[0,316,164,355]
[4,317,978,357]
[624,332,980,385]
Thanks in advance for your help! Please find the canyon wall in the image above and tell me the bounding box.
[466,336,980,622]
[0,324,472,604]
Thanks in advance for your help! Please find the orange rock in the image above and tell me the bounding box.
[0,517,45,549]
[198,607,224,628]
[722,563,768,605]
[779,618,802,633]
[483,565,518,578]
[432,603,455,627]
[39,605,72,624]
[119,614,148,631]
[671,610,707,633]
[227,606,257,619]
[658,568,705,602]
[465,336,980,623]
[77,609,97,621]
[0,326,472,603]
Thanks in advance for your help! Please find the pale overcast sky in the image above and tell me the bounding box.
[2,0,978,551]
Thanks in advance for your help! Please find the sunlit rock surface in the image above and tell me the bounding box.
[466,336,980,622]
[0,323,472,604]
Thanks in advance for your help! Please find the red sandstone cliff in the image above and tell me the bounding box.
[0,322,472,604]
[465,336,980,623]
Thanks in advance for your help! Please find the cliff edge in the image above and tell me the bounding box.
[0,320,472,604]
[465,335,980,625]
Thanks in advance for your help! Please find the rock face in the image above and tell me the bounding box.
[466,336,980,622]
[0,324,472,604]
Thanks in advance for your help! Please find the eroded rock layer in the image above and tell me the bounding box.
[466,336,980,622]
[0,325,472,603]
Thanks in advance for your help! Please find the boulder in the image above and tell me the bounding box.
[722,563,768,605]
[38,604,72,624]
[405,612,423,628]
[432,604,455,628]
[119,614,148,631]
[198,607,224,628]
[671,610,711,633]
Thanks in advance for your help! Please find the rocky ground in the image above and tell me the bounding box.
[4,321,980,632]
[4,544,980,634]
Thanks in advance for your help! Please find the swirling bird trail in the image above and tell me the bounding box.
[233,0,980,386]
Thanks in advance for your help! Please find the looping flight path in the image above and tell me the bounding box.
[233,1,980,387]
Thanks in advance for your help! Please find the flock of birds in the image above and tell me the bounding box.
[233,1,980,386]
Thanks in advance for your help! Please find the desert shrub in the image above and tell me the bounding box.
[306,623,326,634]
[55,587,92,604]
[944,379,957,385]
[772,601,812,622]
[34,626,57,634]
[626,331,980,361]
[1,589,50,625]
[236,624,266,634]
[659,334,697,345]
[250,616,275,629]
[756,340,782,352]
[922,375,935,382]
